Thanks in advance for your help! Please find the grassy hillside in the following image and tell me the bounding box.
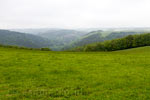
[0,46,150,99]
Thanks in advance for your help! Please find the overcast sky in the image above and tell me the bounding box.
[0,0,150,29]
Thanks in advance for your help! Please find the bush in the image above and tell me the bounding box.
[0,44,52,51]
[41,48,51,51]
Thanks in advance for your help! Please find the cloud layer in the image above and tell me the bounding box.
[0,0,150,29]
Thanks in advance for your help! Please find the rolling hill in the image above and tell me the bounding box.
[63,31,147,50]
[72,32,104,47]
[71,33,150,52]
[12,28,87,50]
[38,29,87,50]
[38,29,86,43]
[0,30,53,48]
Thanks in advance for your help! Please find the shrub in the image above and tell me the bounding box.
[41,48,51,51]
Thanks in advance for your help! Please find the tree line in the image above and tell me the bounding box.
[71,33,150,52]
[0,44,51,51]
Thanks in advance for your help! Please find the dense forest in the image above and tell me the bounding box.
[71,33,150,51]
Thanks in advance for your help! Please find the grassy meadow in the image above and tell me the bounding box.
[0,46,150,100]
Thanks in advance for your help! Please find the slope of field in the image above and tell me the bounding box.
[0,47,150,99]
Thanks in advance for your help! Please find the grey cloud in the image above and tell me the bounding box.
[0,0,150,29]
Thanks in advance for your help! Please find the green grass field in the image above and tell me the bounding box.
[0,46,150,100]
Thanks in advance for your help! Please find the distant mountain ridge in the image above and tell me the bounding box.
[38,29,87,50]
[10,28,88,50]
[0,30,53,48]
[4,28,150,51]
[62,30,147,50]
[38,29,86,41]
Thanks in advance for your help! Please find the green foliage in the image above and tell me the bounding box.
[0,44,52,51]
[0,46,150,99]
[74,33,150,52]
[41,48,51,51]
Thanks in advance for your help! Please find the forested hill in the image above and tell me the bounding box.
[62,31,145,50]
[75,31,145,46]
[71,33,150,52]
[38,29,86,50]
[0,30,53,48]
